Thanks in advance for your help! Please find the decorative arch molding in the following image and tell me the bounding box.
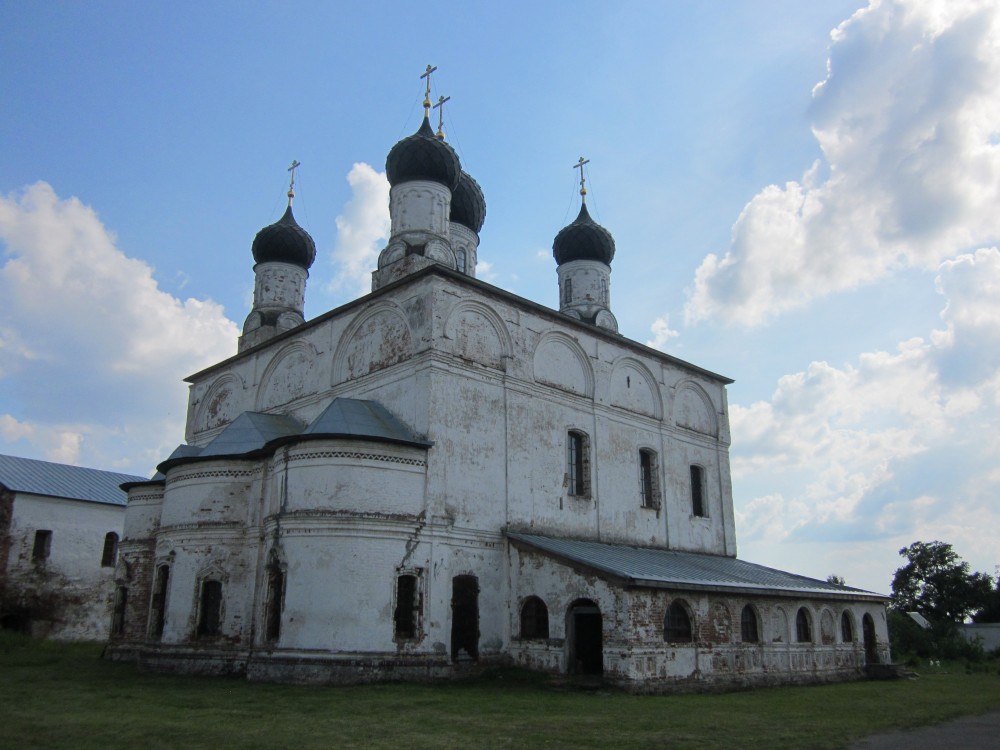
[608,356,662,419]
[673,380,719,437]
[442,299,512,371]
[332,301,414,384]
[196,373,247,432]
[532,331,594,399]
[256,339,319,411]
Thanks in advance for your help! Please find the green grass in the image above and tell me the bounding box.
[1,635,998,749]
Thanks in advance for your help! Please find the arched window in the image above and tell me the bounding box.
[567,430,591,497]
[740,604,759,643]
[795,607,812,643]
[520,596,550,639]
[456,248,466,274]
[841,611,854,642]
[101,532,119,567]
[664,600,693,642]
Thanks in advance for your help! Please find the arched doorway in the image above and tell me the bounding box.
[567,599,603,675]
[862,613,878,665]
[451,575,479,662]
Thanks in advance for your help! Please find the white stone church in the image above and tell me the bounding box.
[107,87,890,690]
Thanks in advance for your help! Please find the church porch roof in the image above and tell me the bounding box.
[0,453,146,506]
[507,532,887,601]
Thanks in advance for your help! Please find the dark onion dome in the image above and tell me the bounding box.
[251,205,316,269]
[450,170,486,233]
[385,115,461,190]
[552,203,615,265]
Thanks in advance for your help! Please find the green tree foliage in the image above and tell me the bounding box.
[890,541,994,623]
[973,578,1000,623]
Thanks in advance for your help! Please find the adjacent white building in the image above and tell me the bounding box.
[107,94,890,690]
[0,454,145,639]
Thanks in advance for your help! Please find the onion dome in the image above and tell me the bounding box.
[552,203,615,265]
[251,205,316,269]
[450,171,486,233]
[386,116,461,190]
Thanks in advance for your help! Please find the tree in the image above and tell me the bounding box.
[826,574,846,586]
[890,541,994,623]
[973,578,1000,623]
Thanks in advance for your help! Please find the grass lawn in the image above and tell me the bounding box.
[1,636,998,749]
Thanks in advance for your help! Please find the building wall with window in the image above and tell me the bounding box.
[0,454,143,639]
[508,541,891,691]
[104,101,888,689]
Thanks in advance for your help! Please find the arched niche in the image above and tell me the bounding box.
[442,299,511,371]
[532,332,594,398]
[256,340,318,411]
[332,302,413,384]
[608,357,661,419]
[196,373,245,432]
[673,381,718,437]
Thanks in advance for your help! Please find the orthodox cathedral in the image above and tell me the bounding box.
[107,72,889,690]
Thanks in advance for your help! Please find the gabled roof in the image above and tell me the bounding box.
[0,453,147,507]
[200,412,305,457]
[303,398,431,445]
[508,533,887,601]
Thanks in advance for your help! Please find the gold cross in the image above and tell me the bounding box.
[287,160,301,205]
[433,95,451,139]
[573,156,590,202]
[420,64,438,114]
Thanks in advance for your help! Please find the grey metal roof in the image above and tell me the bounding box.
[0,453,148,506]
[303,398,431,445]
[200,412,305,457]
[161,399,430,470]
[508,533,886,600]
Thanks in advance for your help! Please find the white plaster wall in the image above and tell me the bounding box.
[251,262,307,313]
[5,493,124,639]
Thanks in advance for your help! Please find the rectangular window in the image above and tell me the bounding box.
[567,430,590,497]
[101,532,119,567]
[197,580,222,637]
[394,573,420,639]
[691,465,707,517]
[563,278,573,304]
[265,568,284,643]
[639,449,659,509]
[150,565,170,639]
[111,586,128,637]
[32,530,52,562]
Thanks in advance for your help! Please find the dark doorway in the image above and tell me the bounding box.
[863,613,878,665]
[451,575,479,661]
[568,599,603,675]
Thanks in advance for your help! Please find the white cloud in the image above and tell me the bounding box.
[328,163,390,299]
[646,315,679,351]
[732,248,1000,591]
[686,0,1000,327]
[0,182,239,474]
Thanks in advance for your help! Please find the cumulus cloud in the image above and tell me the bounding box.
[0,182,239,474]
[328,163,390,299]
[732,248,1000,589]
[646,315,680,351]
[686,0,1000,326]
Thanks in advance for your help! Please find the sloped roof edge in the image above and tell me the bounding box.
[507,532,887,601]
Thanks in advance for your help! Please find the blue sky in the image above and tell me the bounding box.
[2,0,999,595]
